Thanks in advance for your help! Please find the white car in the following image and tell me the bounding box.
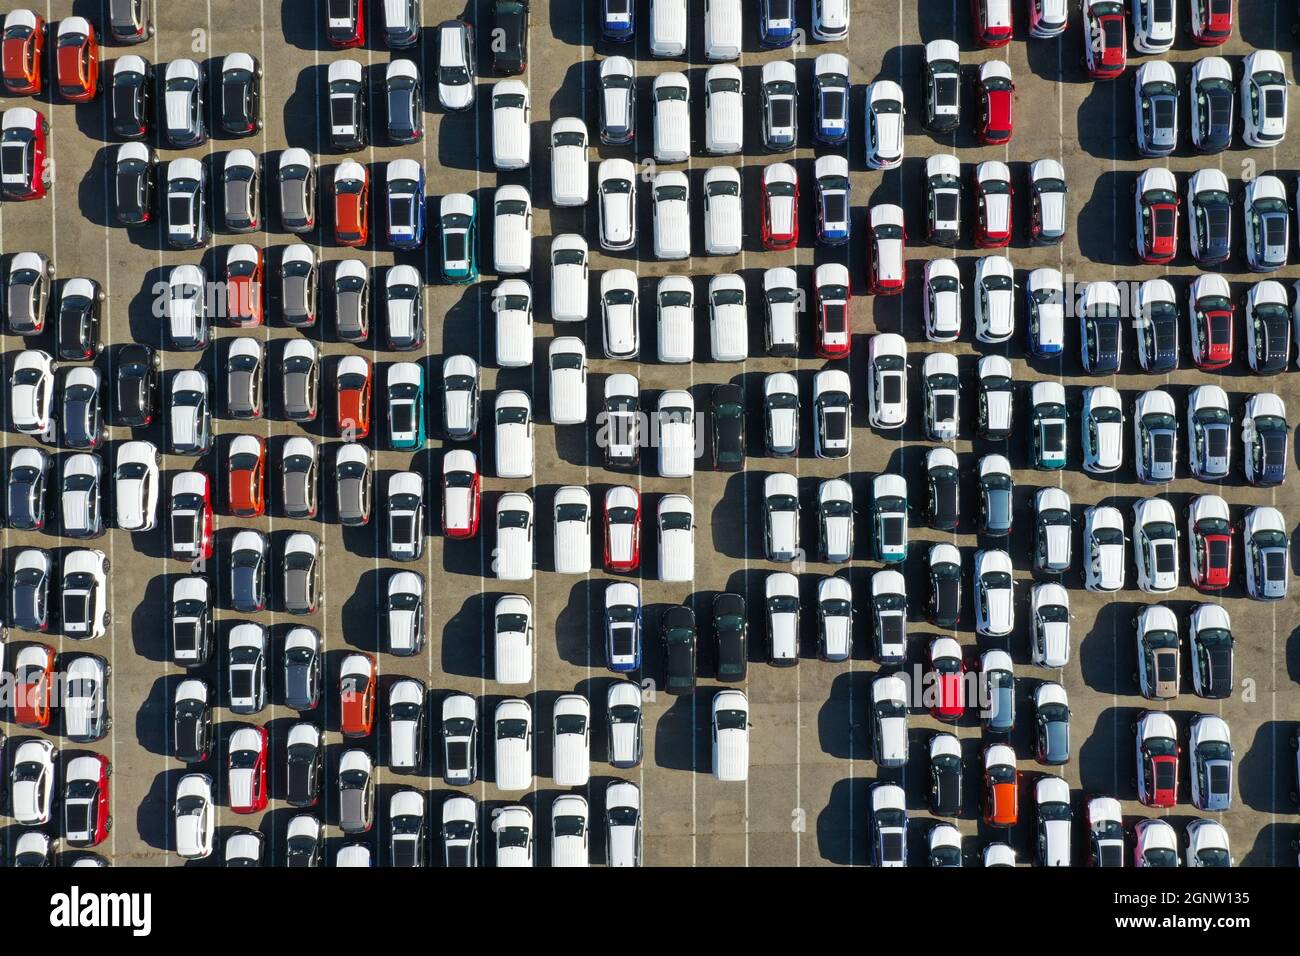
[871,674,908,768]
[652,72,690,163]
[867,333,907,430]
[869,783,907,868]
[1033,487,1073,573]
[708,273,747,361]
[600,269,640,359]
[492,184,533,275]
[1028,159,1068,242]
[1034,776,1071,867]
[658,275,694,362]
[766,572,800,666]
[548,337,587,426]
[657,390,695,477]
[711,690,750,782]
[441,355,480,440]
[703,166,743,256]
[1086,796,1124,867]
[550,234,589,323]
[1185,819,1233,868]
[550,794,590,867]
[552,694,591,788]
[983,844,1015,867]
[817,479,854,564]
[1030,583,1070,668]
[440,799,478,865]
[606,682,644,769]
[114,440,160,532]
[549,117,588,207]
[494,595,533,685]
[62,548,110,640]
[494,699,533,792]
[493,805,534,867]
[1084,506,1126,592]
[652,171,690,261]
[174,773,215,860]
[974,549,1014,638]
[978,356,1014,438]
[170,471,209,560]
[1025,267,1064,355]
[553,486,593,575]
[865,80,904,169]
[924,154,962,246]
[764,372,799,457]
[1241,50,1288,148]
[922,352,959,442]
[869,204,906,291]
[1243,506,1289,600]
[491,79,530,170]
[763,473,800,563]
[491,280,533,368]
[11,737,56,825]
[64,654,110,742]
[165,264,209,349]
[764,267,800,356]
[923,258,961,342]
[10,349,55,439]
[1132,498,1179,593]
[494,494,535,582]
[599,55,635,146]
[870,569,906,664]
[974,255,1015,342]
[814,369,851,458]
[1188,384,1232,480]
[605,782,642,867]
[812,0,849,40]
[704,63,743,151]
[1131,0,1175,53]
[1081,385,1124,475]
[597,158,637,251]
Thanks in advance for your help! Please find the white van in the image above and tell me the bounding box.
[553,486,593,574]
[494,390,534,479]
[704,0,743,61]
[549,117,589,207]
[709,273,748,361]
[551,795,590,867]
[658,494,695,582]
[492,184,532,274]
[650,0,688,57]
[704,64,744,155]
[493,698,533,791]
[652,170,691,260]
[550,234,589,323]
[492,279,533,368]
[495,493,534,581]
[493,594,533,684]
[712,690,749,782]
[652,72,691,163]
[704,166,743,255]
[552,694,591,787]
[657,276,694,364]
[491,80,531,171]
[548,336,588,425]
[657,389,695,477]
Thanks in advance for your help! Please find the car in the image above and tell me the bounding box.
[871,674,908,769]
[867,334,906,429]
[1132,279,1179,373]
[224,434,266,519]
[168,677,212,764]
[13,642,55,728]
[217,251,263,334]
[1186,169,1232,266]
[711,689,750,783]
[54,17,99,103]
[977,356,1014,440]
[1134,167,1179,264]
[2,10,45,95]
[927,543,961,629]
[813,53,850,144]
[598,486,642,575]
[1187,494,1232,592]
[381,0,421,47]
[923,260,962,345]
[974,550,1014,638]
[1185,603,1235,702]
[327,161,370,247]
[168,575,213,669]
[1027,0,1069,35]
[1030,583,1070,671]
[174,773,214,860]
[112,143,156,233]
[1241,50,1288,147]
[338,750,375,834]
[761,572,799,666]
[494,698,534,791]
[1190,0,1232,44]
[61,549,110,640]
[277,246,319,333]
[712,592,748,682]
[864,80,904,169]
[274,629,322,717]
[974,59,1014,144]
[1135,710,1180,808]
[1018,267,1065,357]
[704,64,743,155]
[58,366,105,451]
[1186,818,1233,868]
[163,265,211,355]
[1244,177,1290,273]
[922,40,961,131]
[703,169,743,259]
[605,582,642,674]
[817,480,853,565]
[661,605,697,695]
[1243,392,1287,486]
[327,357,373,442]
[1079,280,1122,373]
[488,803,533,867]
[928,733,963,816]
[923,154,962,248]
[1188,56,1234,153]
[1033,777,1072,867]
[169,471,213,562]
[1033,683,1070,766]
[494,390,535,480]
[326,59,367,150]
[440,796,479,868]
[977,454,1013,536]
[333,653,377,740]
[922,354,960,443]
[435,192,477,281]
[1243,505,1289,600]
[9,550,52,634]
[761,163,799,250]
[550,234,589,325]
[111,440,160,534]
[60,454,103,540]
[1082,0,1126,79]
[598,158,636,252]
[928,637,966,722]
[218,53,261,136]
[325,0,365,47]
[599,681,645,773]
[1082,506,1126,593]
[223,829,264,868]
[1245,281,1291,374]
[491,280,533,368]
[1132,0,1176,53]
[759,61,797,152]
[389,678,428,775]
[4,253,52,339]
[1188,274,1234,369]
[601,375,639,469]
[384,471,424,563]
[111,346,159,431]
[384,58,424,144]
[0,107,49,201]
[7,446,48,531]
[869,783,908,867]
[969,257,1016,347]
[227,725,268,814]
[1026,158,1068,244]
[813,369,852,459]
[552,694,591,789]
[763,372,800,457]
[973,161,1013,248]
[1032,487,1073,575]
[982,744,1018,827]
[599,272,639,363]
[281,533,322,615]
[870,474,908,564]
[650,172,689,261]
[868,204,906,294]
[434,450,480,544]
[1133,389,1176,483]
[439,356,480,444]
[1188,714,1234,812]
[167,369,211,456]
[648,75,688,166]
[1083,796,1125,867]
[923,823,959,869]
[1133,498,1180,593]
[811,0,850,38]
[9,349,55,440]
[388,791,426,868]
[925,447,959,533]
[711,384,745,472]
[228,530,269,616]
[599,56,635,146]
[550,338,589,428]
[491,0,529,73]
[552,486,593,575]
[162,58,205,148]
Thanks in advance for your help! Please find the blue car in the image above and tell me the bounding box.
[1024,268,1065,358]
[602,0,634,41]
[385,158,425,250]
[604,582,642,673]
[814,155,850,245]
[813,53,850,145]
[758,0,797,47]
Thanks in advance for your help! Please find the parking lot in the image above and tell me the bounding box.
[1,0,1299,866]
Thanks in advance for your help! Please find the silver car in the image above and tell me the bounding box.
[282,532,322,615]
[60,452,104,539]
[281,340,320,423]
[386,571,425,656]
[225,337,263,419]
[281,437,319,519]
[63,653,111,742]
[277,148,316,232]
[338,749,375,834]
[333,259,370,342]
[334,443,372,526]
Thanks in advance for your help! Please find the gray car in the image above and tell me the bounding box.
[335,443,372,526]
[229,530,269,613]
[10,548,52,632]
[277,149,316,233]
[60,453,104,539]
[280,246,318,328]
[64,653,111,743]
[386,571,425,656]
[282,533,322,615]
[225,338,263,419]
[7,447,49,531]
[5,253,53,335]
[1033,683,1070,766]
[281,341,319,423]
[333,260,370,342]
[977,456,1013,537]
[283,627,321,711]
[338,749,375,834]
[281,437,318,519]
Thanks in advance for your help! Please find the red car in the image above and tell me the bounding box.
[334,160,370,247]
[1187,496,1232,591]
[1082,0,1126,80]
[63,754,112,848]
[227,434,267,518]
[928,637,966,722]
[224,245,264,327]
[974,61,1014,145]
[228,725,269,814]
[55,17,99,103]
[814,263,851,359]
[1136,711,1179,808]
[336,354,373,439]
[973,160,1014,248]
[442,449,481,539]
[340,653,377,737]
[970,0,1012,47]
[1190,282,1233,370]
[1134,168,1179,264]
[868,204,906,295]
[326,0,366,48]
[13,642,56,728]
[982,744,1019,826]
[2,9,45,95]
[760,163,799,251]
[603,485,641,572]
[171,471,214,562]
[0,106,50,200]
[1190,0,1232,45]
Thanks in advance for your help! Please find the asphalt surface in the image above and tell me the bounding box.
[1,0,1299,867]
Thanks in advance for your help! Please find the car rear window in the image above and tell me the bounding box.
[882,516,904,546]
[1153,432,1174,462]
[612,629,636,656]
[1265,551,1285,580]
[880,832,904,861]
[1208,538,1229,568]
[1102,19,1123,48]
[824,409,847,441]
[444,233,467,260]
[392,405,413,431]
[821,89,845,120]
[1043,423,1065,452]
[1154,544,1176,574]
[824,194,847,223]
[1153,207,1176,238]
[1207,428,1229,459]
[174,622,198,651]
[935,395,956,421]
[1264,216,1287,246]
[1156,652,1177,683]
[1153,99,1174,128]
[1264,88,1286,119]
[771,100,793,128]
[231,671,253,699]
[882,376,902,404]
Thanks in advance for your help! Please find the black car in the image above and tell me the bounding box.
[230,531,269,613]
[1189,183,1231,265]
[1191,620,1234,700]
[661,605,697,695]
[110,59,152,139]
[710,384,745,472]
[924,164,961,245]
[1246,413,1289,487]
[384,62,424,145]
[286,726,324,807]
[713,592,747,683]
[382,0,422,48]
[926,455,959,531]
[390,807,427,867]
[114,344,160,428]
[223,829,265,867]
[491,0,529,75]
[173,681,214,763]
[10,549,52,631]
[113,145,155,226]
[171,583,213,668]
[286,822,323,868]
[927,551,961,628]
[1246,295,1290,374]
[56,281,104,361]
[927,737,963,815]
[922,46,960,132]
[7,448,49,531]
[59,369,106,450]
[1137,295,1179,372]
[1191,70,1233,153]
[327,64,368,151]
[219,54,262,136]
[1080,313,1121,375]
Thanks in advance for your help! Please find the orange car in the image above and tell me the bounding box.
[55,17,99,103]
[13,642,56,729]
[227,434,267,517]
[336,355,372,439]
[224,244,264,327]
[339,653,376,737]
[334,160,369,247]
[2,9,45,95]
[982,744,1019,827]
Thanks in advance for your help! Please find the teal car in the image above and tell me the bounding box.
[1029,380,1068,470]
[439,193,478,283]
[870,473,909,563]
[387,361,425,450]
